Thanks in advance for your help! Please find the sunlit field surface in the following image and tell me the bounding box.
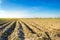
[0,18,60,40]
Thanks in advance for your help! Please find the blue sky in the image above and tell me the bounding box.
[0,0,60,18]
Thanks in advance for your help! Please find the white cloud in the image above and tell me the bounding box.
[0,10,29,18]
[0,10,5,13]
[0,9,60,18]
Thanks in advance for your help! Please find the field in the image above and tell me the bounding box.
[0,18,60,40]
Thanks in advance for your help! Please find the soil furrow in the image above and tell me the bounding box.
[21,21,36,34]
[0,22,16,40]
[0,21,12,30]
[18,22,25,40]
